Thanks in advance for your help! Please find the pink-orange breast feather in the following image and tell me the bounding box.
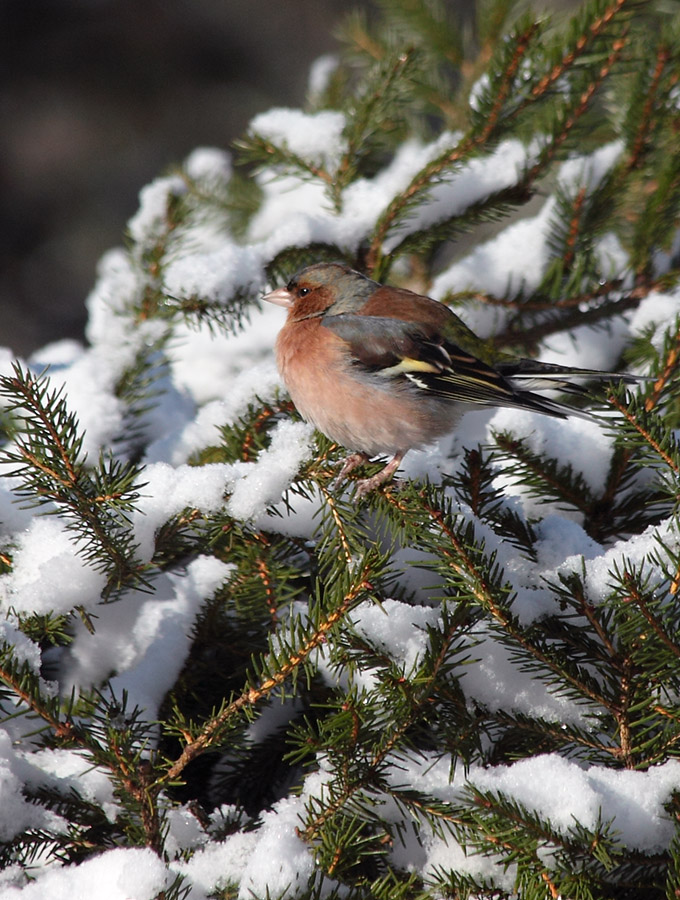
[275,315,464,456]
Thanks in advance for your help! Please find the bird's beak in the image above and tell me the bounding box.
[263,287,294,308]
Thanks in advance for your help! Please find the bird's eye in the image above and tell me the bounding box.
[298,287,310,297]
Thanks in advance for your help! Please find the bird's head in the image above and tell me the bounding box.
[263,263,378,321]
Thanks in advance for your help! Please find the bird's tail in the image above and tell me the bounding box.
[496,359,646,420]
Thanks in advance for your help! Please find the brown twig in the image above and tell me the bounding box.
[402,491,611,709]
[524,30,630,184]
[621,570,680,659]
[626,43,670,172]
[530,0,628,101]
[163,568,373,782]
[0,664,73,740]
[606,393,679,473]
[563,186,588,271]
[645,321,680,412]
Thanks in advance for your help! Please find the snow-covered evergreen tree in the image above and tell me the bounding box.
[1,1,679,897]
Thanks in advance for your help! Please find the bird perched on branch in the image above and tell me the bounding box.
[264,262,636,497]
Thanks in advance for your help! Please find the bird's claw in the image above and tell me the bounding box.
[333,452,405,497]
[354,453,405,498]
[355,473,388,498]
[334,452,370,486]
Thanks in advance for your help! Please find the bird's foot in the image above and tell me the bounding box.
[335,452,370,484]
[355,453,404,498]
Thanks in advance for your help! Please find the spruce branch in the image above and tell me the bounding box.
[452,784,664,899]
[384,488,616,712]
[161,557,378,783]
[366,0,638,277]
[618,567,680,661]
[0,643,74,741]
[0,648,166,852]
[478,19,542,141]
[298,610,470,847]
[387,179,535,265]
[335,48,420,198]
[134,195,185,312]
[76,689,168,852]
[523,26,630,183]
[547,563,680,768]
[645,319,680,413]
[623,40,672,173]
[490,282,655,352]
[162,286,255,337]
[491,431,594,516]
[529,0,630,102]
[449,273,671,316]
[606,390,679,474]
[239,400,296,464]
[193,395,299,469]
[447,446,538,556]
[486,708,619,763]
[559,184,588,273]
[0,364,147,598]
[235,131,335,187]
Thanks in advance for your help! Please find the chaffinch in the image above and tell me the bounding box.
[264,262,634,497]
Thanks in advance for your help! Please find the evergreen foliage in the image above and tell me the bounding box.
[1,0,680,897]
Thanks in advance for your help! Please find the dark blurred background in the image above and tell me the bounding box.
[2,0,575,358]
[1,0,383,356]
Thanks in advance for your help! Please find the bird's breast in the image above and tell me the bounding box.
[275,319,464,455]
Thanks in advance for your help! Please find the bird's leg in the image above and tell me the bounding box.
[336,452,370,483]
[355,452,405,498]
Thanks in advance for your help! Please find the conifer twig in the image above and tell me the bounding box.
[407,491,612,709]
[299,615,463,843]
[626,42,670,172]
[530,0,628,101]
[606,393,679,472]
[162,565,375,782]
[645,321,680,412]
[0,662,73,741]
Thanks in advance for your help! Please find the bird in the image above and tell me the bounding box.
[264,262,638,497]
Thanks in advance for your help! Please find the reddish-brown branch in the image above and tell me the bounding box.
[563,186,587,271]
[615,658,634,768]
[493,434,591,513]
[531,0,628,101]
[451,274,669,314]
[0,665,73,740]
[621,571,680,659]
[627,43,670,172]
[255,554,277,618]
[163,570,373,782]
[645,321,680,412]
[606,393,679,473]
[491,288,643,351]
[575,584,618,660]
[542,870,561,900]
[525,31,629,183]
[480,24,539,142]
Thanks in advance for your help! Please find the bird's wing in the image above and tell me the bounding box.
[321,313,521,406]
